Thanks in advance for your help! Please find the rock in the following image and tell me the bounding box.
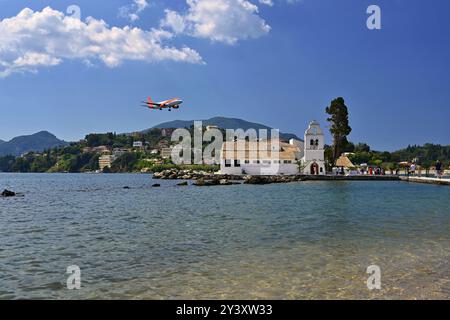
[152,172,163,179]
[219,179,232,185]
[194,179,205,186]
[243,176,271,185]
[152,184,161,187]
[1,189,16,197]
[123,186,130,189]
[205,179,220,186]
[177,181,189,186]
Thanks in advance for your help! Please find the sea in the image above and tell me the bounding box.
[0,173,449,299]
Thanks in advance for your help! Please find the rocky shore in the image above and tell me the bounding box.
[152,168,402,186]
[152,169,242,181]
[152,169,305,186]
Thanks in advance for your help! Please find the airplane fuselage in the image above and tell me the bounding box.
[160,99,183,108]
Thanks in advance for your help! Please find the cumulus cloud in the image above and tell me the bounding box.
[0,7,203,77]
[161,0,271,45]
[161,9,187,34]
[118,0,149,22]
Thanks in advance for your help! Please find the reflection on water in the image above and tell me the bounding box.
[0,173,449,299]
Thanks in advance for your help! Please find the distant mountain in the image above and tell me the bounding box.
[148,116,301,141]
[0,131,69,157]
[0,139,4,145]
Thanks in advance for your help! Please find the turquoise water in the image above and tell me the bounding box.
[0,173,449,299]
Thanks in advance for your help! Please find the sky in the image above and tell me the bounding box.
[0,0,449,151]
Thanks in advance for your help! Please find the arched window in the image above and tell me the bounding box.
[315,139,319,146]
[310,139,314,146]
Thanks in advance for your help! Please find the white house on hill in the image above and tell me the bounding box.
[220,120,326,175]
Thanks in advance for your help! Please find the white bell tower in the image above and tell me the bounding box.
[301,120,325,175]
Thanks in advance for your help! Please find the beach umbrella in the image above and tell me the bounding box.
[335,155,355,168]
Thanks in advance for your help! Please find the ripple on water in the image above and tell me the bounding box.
[0,173,449,299]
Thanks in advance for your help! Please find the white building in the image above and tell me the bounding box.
[206,125,219,131]
[220,120,326,175]
[133,141,143,148]
[99,154,117,171]
[160,147,173,159]
[300,120,326,175]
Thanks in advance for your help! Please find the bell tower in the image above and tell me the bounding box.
[302,120,325,175]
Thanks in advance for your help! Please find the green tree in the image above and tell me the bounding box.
[0,155,15,172]
[325,97,352,165]
[354,143,371,153]
[111,153,138,172]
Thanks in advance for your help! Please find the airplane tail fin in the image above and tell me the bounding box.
[147,96,155,105]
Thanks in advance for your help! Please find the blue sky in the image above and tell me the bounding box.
[0,0,449,151]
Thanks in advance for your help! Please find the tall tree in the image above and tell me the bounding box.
[325,97,352,165]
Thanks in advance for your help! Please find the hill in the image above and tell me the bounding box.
[148,116,301,141]
[0,131,69,156]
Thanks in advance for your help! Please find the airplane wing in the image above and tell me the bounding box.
[141,104,160,109]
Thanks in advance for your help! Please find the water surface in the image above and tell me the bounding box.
[0,173,449,299]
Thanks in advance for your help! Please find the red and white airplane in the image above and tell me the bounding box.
[141,97,183,111]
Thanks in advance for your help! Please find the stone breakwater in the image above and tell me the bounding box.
[152,169,401,186]
[152,169,303,185]
[152,169,244,182]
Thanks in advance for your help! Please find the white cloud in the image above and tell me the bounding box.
[161,0,271,45]
[0,7,203,77]
[118,0,150,22]
[259,0,274,6]
[161,9,186,34]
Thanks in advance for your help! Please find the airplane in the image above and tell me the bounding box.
[141,97,183,111]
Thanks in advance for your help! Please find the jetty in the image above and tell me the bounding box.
[399,176,450,186]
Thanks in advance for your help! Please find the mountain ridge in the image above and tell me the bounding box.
[0,131,69,157]
[147,116,302,141]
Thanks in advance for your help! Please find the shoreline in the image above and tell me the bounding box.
[2,171,449,187]
[399,176,450,186]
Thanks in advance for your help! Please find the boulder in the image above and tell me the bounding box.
[219,179,232,185]
[152,184,161,187]
[1,189,16,197]
[194,179,205,186]
[205,179,221,186]
[177,181,189,186]
[244,176,271,185]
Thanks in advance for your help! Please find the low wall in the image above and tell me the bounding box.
[303,175,401,181]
